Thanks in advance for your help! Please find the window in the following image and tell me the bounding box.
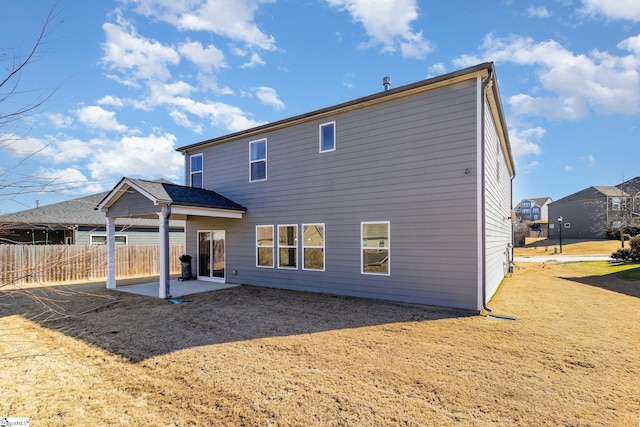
[278,224,298,269]
[190,154,203,188]
[361,222,390,275]
[611,197,622,211]
[303,224,325,271]
[91,235,128,245]
[256,226,274,268]
[250,139,267,182]
[319,122,336,152]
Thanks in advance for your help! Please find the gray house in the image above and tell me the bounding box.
[0,191,184,245]
[548,177,640,239]
[98,62,515,311]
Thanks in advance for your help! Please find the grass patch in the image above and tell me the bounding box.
[562,261,640,280]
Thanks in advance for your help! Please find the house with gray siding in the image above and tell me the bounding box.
[98,62,515,311]
[548,177,640,239]
[0,191,184,245]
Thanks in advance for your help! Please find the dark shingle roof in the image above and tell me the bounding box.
[0,192,179,227]
[98,178,246,212]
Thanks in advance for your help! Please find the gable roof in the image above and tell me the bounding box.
[618,176,640,195]
[554,186,629,204]
[0,191,180,228]
[515,197,552,209]
[96,177,246,216]
[176,62,515,178]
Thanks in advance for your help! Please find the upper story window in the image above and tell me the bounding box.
[190,154,203,188]
[319,121,336,153]
[521,201,531,208]
[250,139,267,182]
[610,197,622,211]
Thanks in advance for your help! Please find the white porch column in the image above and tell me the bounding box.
[158,205,171,298]
[106,216,116,289]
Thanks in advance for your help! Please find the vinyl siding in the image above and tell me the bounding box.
[482,96,513,309]
[106,190,163,218]
[185,79,483,309]
[75,227,184,245]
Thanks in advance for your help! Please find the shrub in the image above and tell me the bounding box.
[612,238,640,262]
[611,248,632,262]
[623,234,631,241]
[631,236,640,260]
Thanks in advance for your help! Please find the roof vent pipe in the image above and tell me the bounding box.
[383,76,391,91]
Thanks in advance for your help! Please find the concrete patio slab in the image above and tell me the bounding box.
[116,279,238,298]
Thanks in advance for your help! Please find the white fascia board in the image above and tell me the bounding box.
[170,205,244,219]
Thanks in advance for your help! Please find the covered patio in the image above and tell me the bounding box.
[116,278,239,298]
[96,177,246,299]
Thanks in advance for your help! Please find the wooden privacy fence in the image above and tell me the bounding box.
[0,244,185,286]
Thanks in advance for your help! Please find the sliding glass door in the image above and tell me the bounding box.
[198,230,225,282]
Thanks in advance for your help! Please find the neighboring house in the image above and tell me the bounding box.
[513,197,552,242]
[514,197,552,222]
[98,62,515,311]
[0,191,184,245]
[548,177,640,239]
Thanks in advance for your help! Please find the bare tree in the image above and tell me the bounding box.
[0,5,118,317]
[0,4,86,208]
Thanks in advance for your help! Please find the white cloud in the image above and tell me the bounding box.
[169,97,266,132]
[581,154,596,166]
[47,113,74,128]
[618,35,640,56]
[128,0,277,50]
[240,52,266,68]
[179,39,226,72]
[0,133,49,158]
[97,95,126,107]
[88,133,183,181]
[426,63,446,77]
[169,110,204,134]
[456,34,640,119]
[76,106,128,132]
[1,133,101,165]
[518,160,541,174]
[509,126,544,158]
[102,14,180,84]
[525,6,550,18]
[325,0,434,59]
[36,167,106,195]
[252,86,285,110]
[580,0,640,22]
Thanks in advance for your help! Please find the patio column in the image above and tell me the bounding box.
[158,204,171,298]
[106,216,116,289]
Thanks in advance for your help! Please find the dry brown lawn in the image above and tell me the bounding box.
[1,247,639,425]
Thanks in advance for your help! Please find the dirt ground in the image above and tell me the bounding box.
[1,241,639,426]
[514,238,624,257]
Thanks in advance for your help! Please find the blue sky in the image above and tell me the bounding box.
[1,0,639,213]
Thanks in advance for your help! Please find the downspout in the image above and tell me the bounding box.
[480,70,493,313]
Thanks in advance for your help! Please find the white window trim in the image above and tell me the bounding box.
[190,153,203,188]
[361,221,390,276]
[302,223,325,271]
[91,234,128,245]
[249,138,267,182]
[319,121,336,153]
[256,225,274,268]
[278,224,298,270]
